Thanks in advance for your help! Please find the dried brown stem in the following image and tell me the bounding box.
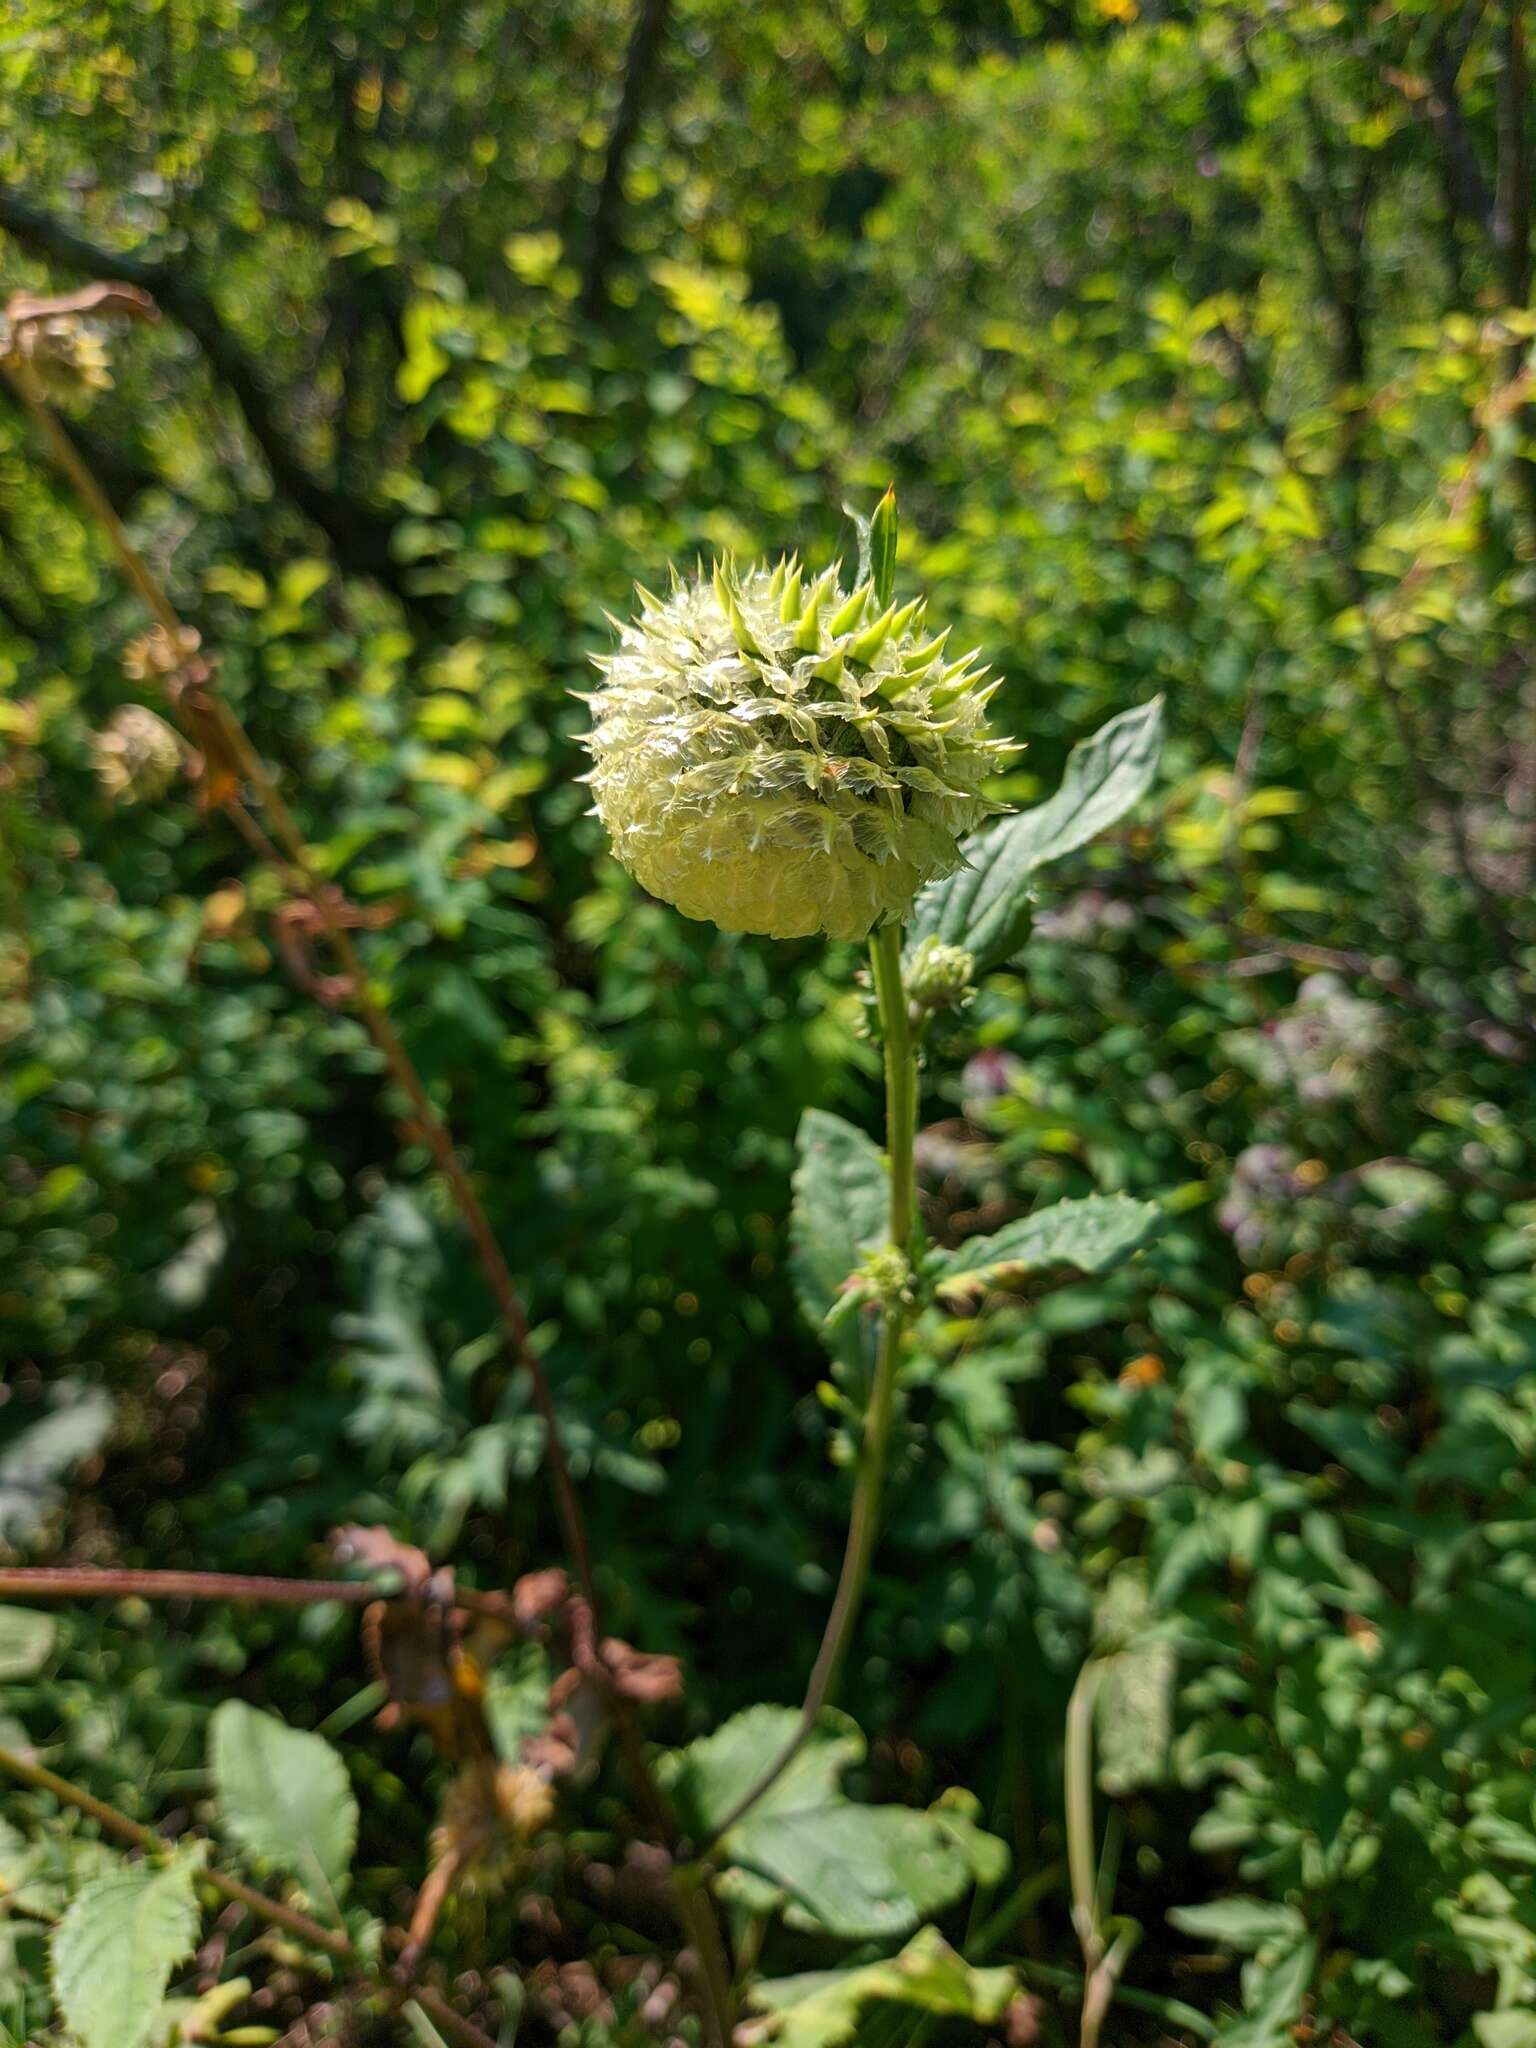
[3,349,735,2045]
[0,1565,513,1616]
[1,352,597,1610]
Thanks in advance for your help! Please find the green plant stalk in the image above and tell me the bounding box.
[705,920,918,1844]
[1064,1659,1142,2048]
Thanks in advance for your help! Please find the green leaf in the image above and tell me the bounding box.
[789,1110,888,1363]
[1226,1938,1318,2046]
[730,1804,985,1941]
[0,1605,56,1680]
[49,1854,202,2048]
[1286,1401,1403,1494]
[746,1926,1017,2047]
[681,1709,1007,1942]
[661,1705,862,1838]
[907,696,1165,972]
[930,1193,1161,1296]
[209,1701,357,1908]
[1167,1898,1306,1952]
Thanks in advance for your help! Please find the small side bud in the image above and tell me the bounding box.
[860,1242,914,1306]
[906,935,977,1014]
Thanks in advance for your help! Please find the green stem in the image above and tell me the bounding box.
[704,921,919,1845]
[870,920,917,1247]
[1065,1659,1104,1971]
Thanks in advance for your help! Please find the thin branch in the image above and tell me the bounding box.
[0,186,404,592]
[0,1565,513,1616]
[1492,0,1536,541]
[3,356,735,2048]
[1493,0,1532,308]
[0,1745,497,2048]
[1412,5,1496,238]
[580,0,673,316]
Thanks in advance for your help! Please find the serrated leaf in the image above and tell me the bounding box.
[926,1788,1011,1887]
[209,1701,357,1909]
[931,1193,1161,1295]
[0,1605,56,1680]
[50,1854,202,2048]
[746,1926,1017,2046]
[907,696,1165,972]
[660,1705,864,1838]
[789,1110,888,1366]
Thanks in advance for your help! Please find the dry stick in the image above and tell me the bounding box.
[4,359,735,2048]
[13,373,595,1605]
[0,1566,512,1616]
[704,921,918,1846]
[0,1745,496,2048]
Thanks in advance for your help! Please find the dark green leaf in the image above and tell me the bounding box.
[930,1194,1161,1294]
[789,1109,888,1363]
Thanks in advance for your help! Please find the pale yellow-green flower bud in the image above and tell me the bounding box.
[906,936,977,1013]
[582,557,1015,940]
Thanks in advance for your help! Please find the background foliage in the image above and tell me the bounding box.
[3,0,1536,2041]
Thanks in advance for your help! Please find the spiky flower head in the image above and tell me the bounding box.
[582,545,1015,941]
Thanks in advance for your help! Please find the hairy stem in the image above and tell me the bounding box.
[0,1745,495,2048]
[5,357,734,2048]
[705,920,919,1843]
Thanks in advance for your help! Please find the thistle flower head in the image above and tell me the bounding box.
[582,552,1015,940]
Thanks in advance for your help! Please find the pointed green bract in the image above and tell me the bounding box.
[869,486,898,611]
